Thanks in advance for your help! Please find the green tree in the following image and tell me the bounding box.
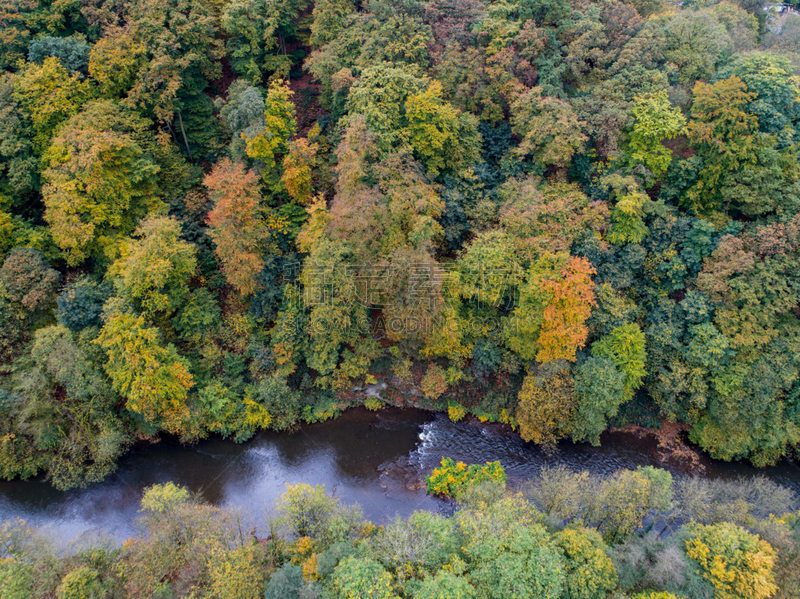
[140,481,191,514]
[461,510,566,599]
[245,79,296,191]
[56,277,111,332]
[41,100,161,266]
[596,467,673,543]
[332,557,398,599]
[109,216,197,317]
[96,312,194,432]
[125,0,224,123]
[28,35,90,75]
[0,73,39,208]
[571,356,627,445]
[222,0,308,81]
[343,65,428,154]
[685,76,800,217]
[642,11,733,84]
[724,52,800,138]
[309,0,355,48]
[19,325,129,490]
[13,56,89,153]
[625,91,686,178]
[413,569,475,599]
[592,323,647,401]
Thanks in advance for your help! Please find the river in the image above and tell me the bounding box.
[1,407,799,542]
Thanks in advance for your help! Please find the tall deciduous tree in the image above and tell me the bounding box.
[685,76,800,217]
[245,79,297,191]
[88,28,146,98]
[109,216,197,317]
[125,0,224,122]
[96,312,194,432]
[0,247,59,313]
[13,56,89,153]
[517,366,576,446]
[592,323,646,401]
[625,90,686,178]
[405,80,481,176]
[281,138,318,204]
[41,100,161,266]
[536,256,596,363]
[222,0,308,81]
[571,356,627,445]
[511,87,587,172]
[205,158,272,296]
[684,523,777,599]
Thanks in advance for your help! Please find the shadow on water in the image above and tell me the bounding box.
[1,407,800,541]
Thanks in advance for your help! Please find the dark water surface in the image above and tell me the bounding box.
[1,407,800,541]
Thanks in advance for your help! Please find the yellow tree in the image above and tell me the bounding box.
[13,57,90,153]
[517,366,576,445]
[245,79,297,191]
[511,87,587,172]
[625,90,686,178]
[685,522,778,599]
[109,216,197,317]
[405,80,481,176]
[96,313,194,432]
[41,100,162,266]
[281,137,318,204]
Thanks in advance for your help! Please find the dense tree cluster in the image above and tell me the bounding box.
[3,0,800,490]
[2,469,799,598]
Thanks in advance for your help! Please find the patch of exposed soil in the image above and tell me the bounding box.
[611,421,706,474]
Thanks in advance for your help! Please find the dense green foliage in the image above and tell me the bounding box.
[2,469,799,598]
[3,0,800,492]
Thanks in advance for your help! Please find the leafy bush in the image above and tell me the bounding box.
[364,397,383,411]
[56,566,106,599]
[447,402,466,422]
[331,556,396,599]
[265,564,304,599]
[0,558,34,599]
[425,458,506,498]
[140,482,191,515]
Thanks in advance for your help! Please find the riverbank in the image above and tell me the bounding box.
[3,465,798,599]
[2,406,800,542]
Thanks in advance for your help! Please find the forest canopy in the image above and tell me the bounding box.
[3,0,800,489]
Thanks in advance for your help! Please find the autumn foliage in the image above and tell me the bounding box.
[205,159,269,296]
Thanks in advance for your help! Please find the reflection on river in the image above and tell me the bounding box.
[1,407,799,541]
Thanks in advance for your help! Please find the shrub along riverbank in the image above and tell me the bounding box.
[1,464,798,599]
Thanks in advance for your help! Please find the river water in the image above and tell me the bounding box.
[1,407,799,542]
